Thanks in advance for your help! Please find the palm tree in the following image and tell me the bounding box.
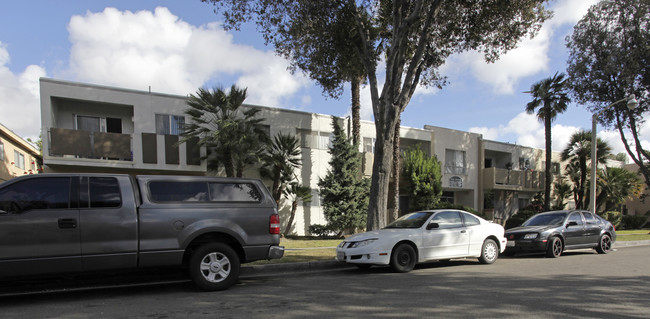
[524,72,570,210]
[561,130,611,209]
[283,182,312,237]
[594,167,643,213]
[182,85,266,177]
[260,133,302,205]
[551,177,572,210]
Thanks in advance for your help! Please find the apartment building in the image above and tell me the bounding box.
[41,78,643,234]
[0,123,41,182]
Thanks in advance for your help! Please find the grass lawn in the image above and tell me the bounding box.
[247,238,341,265]
[617,229,650,241]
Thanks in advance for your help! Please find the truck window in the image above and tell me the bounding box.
[89,177,121,208]
[0,177,70,213]
[149,181,209,202]
[209,183,261,202]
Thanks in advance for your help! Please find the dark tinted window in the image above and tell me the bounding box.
[89,177,121,208]
[149,181,209,202]
[0,177,70,213]
[209,183,261,202]
[582,212,597,224]
[462,212,480,226]
[523,212,567,226]
[568,212,584,225]
[431,211,463,229]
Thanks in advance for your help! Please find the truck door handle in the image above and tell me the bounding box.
[58,218,77,229]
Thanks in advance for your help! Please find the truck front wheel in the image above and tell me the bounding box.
[189,243,240,291]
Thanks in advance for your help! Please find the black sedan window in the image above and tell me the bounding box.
[523,212,567,226]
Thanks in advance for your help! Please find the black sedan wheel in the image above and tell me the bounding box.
[390,243,417,273]
[595,234,612,254]
[545,236,562,258]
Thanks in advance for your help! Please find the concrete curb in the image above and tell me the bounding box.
[240,240,650,277]
[613,240,650,248]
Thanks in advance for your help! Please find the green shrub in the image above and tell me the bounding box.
[308,224,334,237]
[505,210,538,230]
[622,215,648,229]
[602,211,622,229]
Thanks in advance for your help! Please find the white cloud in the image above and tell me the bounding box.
[66,7,308,106]
[443,0,599,95]
[0,42,46,139]
[550,0,599,27]
[470,112,581,152]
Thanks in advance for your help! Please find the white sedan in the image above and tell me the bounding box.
[336,209,507,272]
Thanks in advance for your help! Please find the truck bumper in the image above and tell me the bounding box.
[268,245,285,259]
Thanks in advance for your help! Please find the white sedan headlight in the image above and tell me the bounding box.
[523,233,538,240]
[349,239,378,248]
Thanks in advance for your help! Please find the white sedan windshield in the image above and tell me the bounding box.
[385,212,433,229]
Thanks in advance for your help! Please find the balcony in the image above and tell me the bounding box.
[482,167,544,192]
[49,128,132,160]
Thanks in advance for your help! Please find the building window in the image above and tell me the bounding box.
[445,149,466,174]
[155,114,185,135]
[14,151,25,169]
[552,162,560,174]
[441,191,454,204]
[449,176,463,188]
[298,129,331,150]
[363,137,375,153]
[0,141,4,161]
[519,158,530,170]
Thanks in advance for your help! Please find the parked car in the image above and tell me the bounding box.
[504,210,616,258]
[336,210,507,272]
[0,174,284,291]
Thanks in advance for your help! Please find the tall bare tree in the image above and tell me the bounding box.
[566,0,650,188]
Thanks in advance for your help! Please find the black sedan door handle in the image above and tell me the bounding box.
[58,218,77,229]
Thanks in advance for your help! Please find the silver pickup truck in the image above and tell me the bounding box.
[0,174,284,291]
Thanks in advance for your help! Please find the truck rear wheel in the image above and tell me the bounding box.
[189,243,240,291]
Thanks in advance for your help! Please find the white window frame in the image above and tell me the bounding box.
[14,150,25,169]
[155,114,185,135]
[445,149,466,175]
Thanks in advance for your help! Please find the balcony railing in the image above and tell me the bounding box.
[49,128,132,160]
[482,167,544,191]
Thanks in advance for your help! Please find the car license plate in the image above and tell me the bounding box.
[506,241,515,247]
[337,251,345,260]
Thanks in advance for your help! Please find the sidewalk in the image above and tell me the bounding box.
[240,239,650,278]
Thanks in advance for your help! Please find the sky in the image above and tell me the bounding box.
[1,0,648,158]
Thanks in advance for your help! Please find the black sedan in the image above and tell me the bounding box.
[504,210,616,258]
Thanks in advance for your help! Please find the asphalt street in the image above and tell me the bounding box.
[0,245,648,318]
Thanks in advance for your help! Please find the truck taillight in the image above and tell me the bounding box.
[270,214,280,234]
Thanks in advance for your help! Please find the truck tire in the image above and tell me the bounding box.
[189,243,240,291]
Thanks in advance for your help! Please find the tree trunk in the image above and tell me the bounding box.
[351,78,362,146]
[283,200,298,237]
[224,149,235,177]
[544,109,552,211]
[391,116,401,222]
[366,101,400,231]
